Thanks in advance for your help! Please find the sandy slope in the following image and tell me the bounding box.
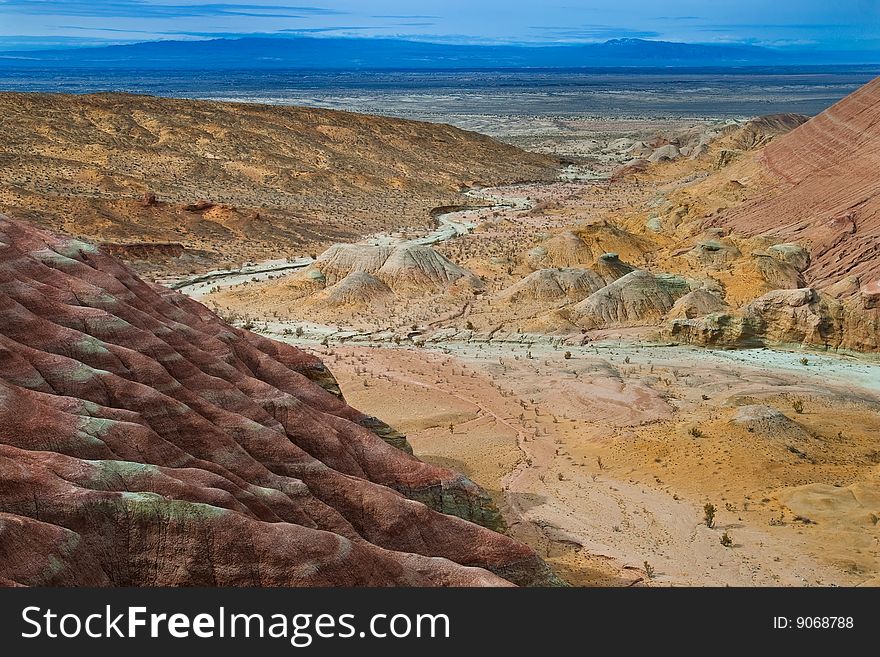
[713,76,880,288]
[0,92,557,273]
[290,339,880,586]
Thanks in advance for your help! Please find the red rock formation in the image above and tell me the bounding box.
[0,216,561,587]
[714,76,880,290]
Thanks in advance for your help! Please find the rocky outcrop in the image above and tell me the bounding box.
[594,252,636,280]
[753,252,806,290]
[667,287,880,351]
[666,312,757,348]
[648,144,680,162]
[569,270,694,329]
[102,241,186,260]
[688,239,742,268]
[0,216,563,587]
[767,243,810,272]
[527,231,593,269]
[861,279,880,309]
[726,113,809,150]
[610,114,807,178]
[610,158,649,181]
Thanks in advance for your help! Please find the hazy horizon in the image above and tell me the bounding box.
[1,0,879,56]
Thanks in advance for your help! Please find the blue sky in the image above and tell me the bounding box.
[0,0,878,51]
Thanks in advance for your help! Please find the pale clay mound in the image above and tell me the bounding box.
[310,243,394,286]
[527,225,654,270]
[731,405,813,442]
[501,268,609,303]
[668,288,728,320]
[319,271,395,308]
[500,256,634,304]
[377,244,483,293]
[569,270,694,329]
[308,243,482,296]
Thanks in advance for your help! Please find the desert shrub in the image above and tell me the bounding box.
[703,503,716,528]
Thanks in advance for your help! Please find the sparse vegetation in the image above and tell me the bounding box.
[703,503,716,528]
[689,426,704,438]
[720,531,733,547]
[643,561,655,579]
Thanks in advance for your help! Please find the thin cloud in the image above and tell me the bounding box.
[370,15,441,19]
[529,25,661,40]
[279,26,387,33]
[698,23,851,30]
[0,1,345,19]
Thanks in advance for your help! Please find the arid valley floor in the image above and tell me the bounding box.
[198,87,880,586]
[1,78,879,587]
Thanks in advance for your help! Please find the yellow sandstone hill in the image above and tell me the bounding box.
[0,92,558,272]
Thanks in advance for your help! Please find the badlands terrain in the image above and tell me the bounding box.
[0,92,556,275]
[0,216,560,586]
[1,77,879,586]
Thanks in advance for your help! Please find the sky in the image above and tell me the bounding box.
[0,0,879,52]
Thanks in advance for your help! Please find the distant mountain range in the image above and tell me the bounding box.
[1,36,877,69]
